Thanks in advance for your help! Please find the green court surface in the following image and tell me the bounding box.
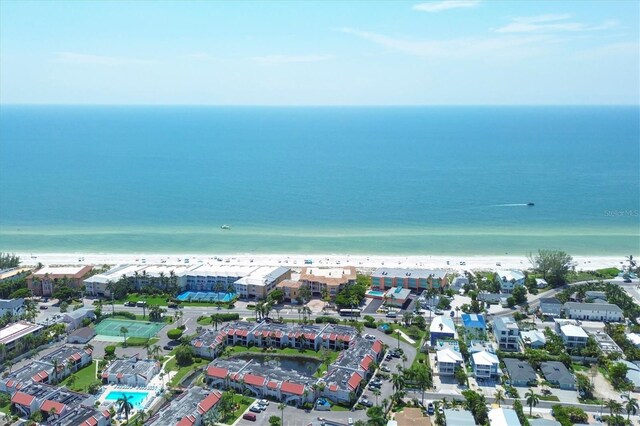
[95,318,165,338]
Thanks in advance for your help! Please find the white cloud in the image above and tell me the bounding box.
[53,52,153,65]
[248,55,334,64]
[413,0,480,13]
[494,14,618,33]
[339,27,546,58]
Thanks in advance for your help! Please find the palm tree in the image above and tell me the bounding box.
[624,396,638,423]
[117,394,133,422]
[51,359,59,385]
[210,314,221,331]
[372,389,381,406]
[524,388,539,416]
[106,280,115,314]
[494,389,505,407]
[120,326,129,347]
[607,399,623,425]
[278,402,286,426]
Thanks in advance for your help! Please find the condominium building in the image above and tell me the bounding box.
[0,321,43,353]
[372,268,449,293]
[299,266,357,298]
[563,302,624,322]
[28,266,93,297]
[471,350,500,379]
[492,317,520,352]
[232,266,291,300]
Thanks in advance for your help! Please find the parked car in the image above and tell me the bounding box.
[258,399,269,406]
[427,403,435,415]
[39,305,48,310]
[348,418,353,425]
[249,406,262,413]
[243,413,257,421]
[381,366,391,372]
[163,345,173,350]
[360,400,373,408]
[124,301,135,307]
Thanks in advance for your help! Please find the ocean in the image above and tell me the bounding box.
[0,106,638,256]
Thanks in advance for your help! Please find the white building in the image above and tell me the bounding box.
[559,324,589,349]
[628,333,640,348]
[436,348,463,376]
[563,302,624,322]
[0,298,25,317]
[233,266,291,300]
[471,350,500,379]
[495,270,525,294]
[62,308,95,331]
[520,330,547,349]
[429,316,457,346]
[492,317,520,352]
[489,408,521,426]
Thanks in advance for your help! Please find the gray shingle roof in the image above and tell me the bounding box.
[503,358,536,383]
[540,361,575,386]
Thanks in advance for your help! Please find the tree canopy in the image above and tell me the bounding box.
[528,249,574,286]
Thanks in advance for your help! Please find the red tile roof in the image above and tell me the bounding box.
[280,381,305,395]
[267,380,279,389]
[11,392,34,406]
[194,341,203,348]
[243,374,266,387]
[81,416,98,426]
[41,400,66,414]
[347,372,362,390]
[206,366,228,379]
[32,371,49,382]
[360,355,373,370]
[177,415,196,426]
[238,330,248,337]
[371,340,383,354]
[116,373,124,379]
[328,384,338,392]
[71,353,81,361]
[103,410,111,418]
[197,391,221,414]
[6,380,14,388]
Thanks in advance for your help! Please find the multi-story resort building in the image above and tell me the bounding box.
[232,266,291,300]
[198,322,384,406]
[298,266,357,298]
[83,263,290,300]
[0,298,25,317]
[371,268,449,293]
[28,266,93,297]
[276,280,304,302]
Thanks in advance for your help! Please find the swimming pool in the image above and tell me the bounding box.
[104,390,153,410]
[366,290,386,299]
[176,291,236,302]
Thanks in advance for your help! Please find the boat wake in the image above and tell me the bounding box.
[492,203,530,207]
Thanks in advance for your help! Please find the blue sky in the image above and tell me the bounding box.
[1,0,638,105]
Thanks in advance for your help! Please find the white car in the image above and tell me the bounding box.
[258,399,269,406]
[348,418,354,425]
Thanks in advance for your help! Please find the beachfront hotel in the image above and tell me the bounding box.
[299,266,357,298]
[0,321,43,353]
[371,268,449,293]
[28,265,93,297]
[232,266,291,300]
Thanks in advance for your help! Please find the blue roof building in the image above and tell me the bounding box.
[461,314,486,330]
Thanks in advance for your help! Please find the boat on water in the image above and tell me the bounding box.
[220,225,231,230]
[527,202,535,206]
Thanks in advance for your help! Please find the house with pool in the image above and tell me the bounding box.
[371,268,449,293]
[101,356,160,387]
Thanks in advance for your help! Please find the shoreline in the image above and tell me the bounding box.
[13,252,628,272]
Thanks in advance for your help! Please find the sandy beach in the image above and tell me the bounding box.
[14,252,626,273]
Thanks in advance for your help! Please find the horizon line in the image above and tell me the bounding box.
[1,103,639,107]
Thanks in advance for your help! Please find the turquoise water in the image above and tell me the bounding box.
[104,390,151,410]
[0,106,638,255]
[366,290,386,297]
[176,291,235,302]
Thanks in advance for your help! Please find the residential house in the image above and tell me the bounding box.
[450,275,469,291]
[559,324,589,349]
[461,314,487,340]
[372,268,449,294]
[10,382,96,420]
[628,333,640,348]
[62,308,95,331]
[539,298,562,318]
[471,350,500,380]
[494,270,525,294]
[443,409,476,426]
[430,316,457,346]
[0,298,25,317]
[620,361,640,392]
[520,330,546,349]
[384,287,412,307]
[540,361,576,390]
[534,278,548,289]
[562,302,624,322]
[28,266,93,297]
[436,348,463,376]
[488,408,521,426]
[503,358,537,387]
[492,317,520,352]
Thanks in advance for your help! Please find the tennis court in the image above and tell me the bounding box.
[95,319,165,339]
[176,291,236,302]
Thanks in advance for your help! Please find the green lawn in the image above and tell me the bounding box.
[538,395,560,402]
[121,337,159,347]
[166,357,209,387]
[59,362,98,392]
[571,363,589,372]
[221,395,254,424]
[0,400,10,415]
[330,405,350,412]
